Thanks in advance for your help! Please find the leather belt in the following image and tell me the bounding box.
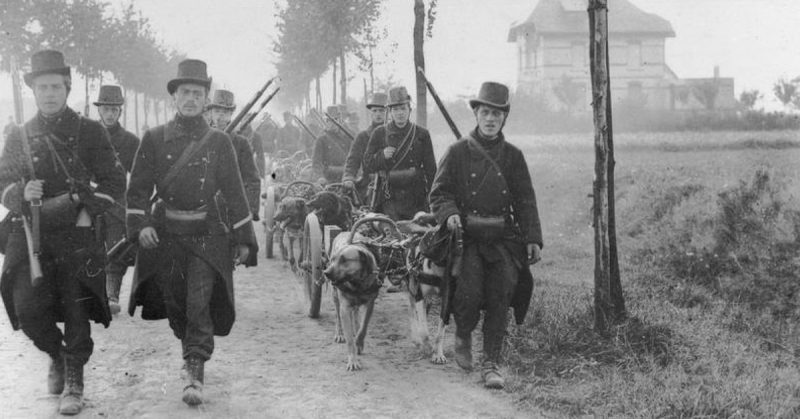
[165,208,207,221]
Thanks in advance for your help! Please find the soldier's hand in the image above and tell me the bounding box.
[446,214,461,232]
[234,244,250,265]
[139,227,159,249]
[24,180,44,202]
[527,243,542,265]
[343,180,355,190]
[383,146,396,159]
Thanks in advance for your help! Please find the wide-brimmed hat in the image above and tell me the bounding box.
[24,50,71,87]
[93,85,124,106]
[325,105,342,120]
[207,89,236,110]
[167,59,212,95]
[387,86,411,107]
[469,81,510,112]
[366,92,388,109]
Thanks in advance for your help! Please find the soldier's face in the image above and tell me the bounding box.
[173,84,208,117]
[32,74,69,116]
[209,108,233,128]
[98,105,121,127]
[369,107,386,125]
[389,104,410,127]
[474,105,507,138]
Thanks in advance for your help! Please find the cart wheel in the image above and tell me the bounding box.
[303,212,323,318]
[263,186,277,259]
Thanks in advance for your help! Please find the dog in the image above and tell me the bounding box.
[272,196,307,267]
[323,231,380,371]
[306,190,352,231]
[398,212,449,364]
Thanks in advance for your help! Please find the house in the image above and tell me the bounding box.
[508,0,736,112]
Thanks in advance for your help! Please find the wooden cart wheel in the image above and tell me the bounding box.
[302,212,324,318]
[348,216,401,244]
[284,180,319,200]
[263,186,276,259]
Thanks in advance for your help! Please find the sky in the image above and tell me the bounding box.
[3,0,800,121]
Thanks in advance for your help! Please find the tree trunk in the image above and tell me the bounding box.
[316,76,322,111]
[143,93,150,128]
[84,75,91,117]
[369,44,375,94]
[122,86,128,129]
[339,52,347,106]
[163,99,168,122]
[134,91,140,137]
[588,0,625,332]
[413,0,427,127]
[10,56,24,124]
[363,78,369,122]
[154,98,160,126]
[332,59,337,105]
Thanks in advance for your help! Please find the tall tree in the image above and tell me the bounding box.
[413,0,427,127]
[588,0,625,331]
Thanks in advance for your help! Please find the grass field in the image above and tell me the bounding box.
[433,129,800,417]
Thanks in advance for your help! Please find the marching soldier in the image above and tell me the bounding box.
[239,115,266,179]
[363,86,436,221]
[346,111,360,134]
[126,59,258,406]
[206,89,261,221]
[276,110,302,154]
[429,82,542,389]
[94,84,140,315]
[342,92,387,205]
[312,105,353,185]
[0,50,126,415]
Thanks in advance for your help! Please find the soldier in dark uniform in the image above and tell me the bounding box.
[239,116,266,179]
[363,86,436,221]
[0,50,126,415]
[206,89,261,220]
[312,105,353,185]
[346,111,360,134]
[126,59,258,406]
[429,82,543,389]
[94,84,140,315]
[276,110,302,155]
[342,92,387,205]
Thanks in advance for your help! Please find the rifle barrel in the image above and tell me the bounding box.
[323,112,355,140]
[237,87,280,134]
[292,115,318,141]
[417,67,462,140]
[226,77,277,134]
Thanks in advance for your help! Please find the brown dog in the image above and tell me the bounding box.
[273,196,307,267]
[323,232,380,371]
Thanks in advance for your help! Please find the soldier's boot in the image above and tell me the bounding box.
[182,356,205,406]
[58,361,84,416]
[482,361,505,389]
[454,333,473,371]
[47,354,65,395]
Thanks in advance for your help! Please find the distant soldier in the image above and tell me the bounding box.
[346,111,360,134]
[93,84,140,315]
[206,89,261,221]
[276,110,302,154]
[255,114,278,155]
[312,105,353,185]
[0,50,126,415]
[342,92,387,205]
[239,114,266,179]
[126,59,257,406]
[429,82,542,389]
[363,86,436,221]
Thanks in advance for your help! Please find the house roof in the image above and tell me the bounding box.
[508,0,676,41]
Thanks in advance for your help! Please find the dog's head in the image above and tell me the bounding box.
[324,242,378,293]
[273,197,307,230]
[307,191,352,230]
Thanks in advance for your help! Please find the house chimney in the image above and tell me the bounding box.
[713,65,719,79]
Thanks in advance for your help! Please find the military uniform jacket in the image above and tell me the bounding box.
[363,122,436,216]
[106,123,140,173]
[240,125,266,178]
[312,128,353,183]
[126,115,257,336]
[0,108,126,329]
[429,128,542,324]
[276,124,302,154]
[343,121,381,184]
[231,133,261,218]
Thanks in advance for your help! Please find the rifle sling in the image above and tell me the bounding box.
[157,126,215,196]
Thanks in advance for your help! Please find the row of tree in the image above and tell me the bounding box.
[1,0,185,134]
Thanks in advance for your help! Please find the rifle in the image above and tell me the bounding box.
[309,109,327,129]
[292,115,318,141]
[236,87,280,135]
[417,67,462,140]
[225,77,277,134]
[323,112,356,141]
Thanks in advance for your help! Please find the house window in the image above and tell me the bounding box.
[628,41,642,67]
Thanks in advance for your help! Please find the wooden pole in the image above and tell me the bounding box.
[10,56,24,124]
[413,0,427,128]
[588,0,625,331]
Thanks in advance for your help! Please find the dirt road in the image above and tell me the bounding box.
[0,226,534,418]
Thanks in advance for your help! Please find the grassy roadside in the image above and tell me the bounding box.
[500,130,800,417]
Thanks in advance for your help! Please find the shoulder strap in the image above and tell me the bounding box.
[389,124,417,171]
[467,134,505,178]
[157,126,216,193]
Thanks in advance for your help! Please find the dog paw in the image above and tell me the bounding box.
[356,342,365,355]
[333,334,345,344]
[431,354,448,364]
[346,359,362,371]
